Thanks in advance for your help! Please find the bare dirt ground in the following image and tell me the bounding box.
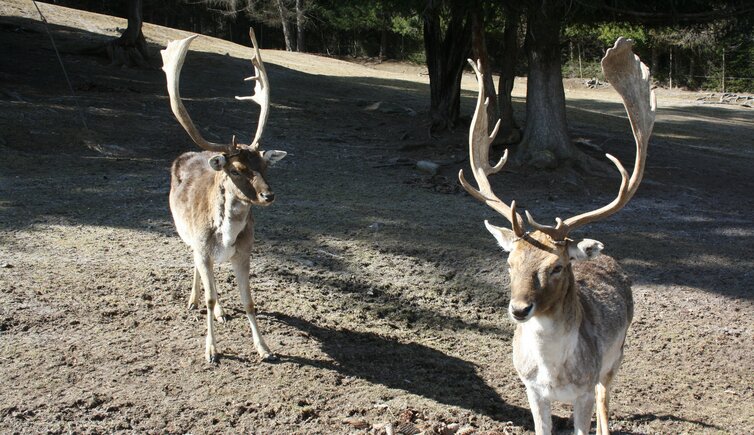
[1,2,753,434]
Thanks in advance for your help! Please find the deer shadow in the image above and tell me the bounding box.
[609,412,722,434]
[266,312,536,425]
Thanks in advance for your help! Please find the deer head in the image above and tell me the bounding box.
[460,38,656,322]
[161,29,287,206]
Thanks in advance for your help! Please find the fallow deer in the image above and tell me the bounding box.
[459,38,655,434]
[161,29,286,363]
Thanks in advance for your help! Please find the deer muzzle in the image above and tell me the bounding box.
[509,301,534,322]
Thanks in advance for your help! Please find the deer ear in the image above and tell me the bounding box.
[485,220,517,252]
[263,150,287,165]
[569,239,604,261]
[208,155,227,171]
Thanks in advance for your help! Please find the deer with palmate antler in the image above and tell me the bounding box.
[161,29,287,364]
[459,38,655,434]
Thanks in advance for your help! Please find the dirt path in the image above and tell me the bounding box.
[1,2,753,434]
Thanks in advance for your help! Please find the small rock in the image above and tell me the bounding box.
[294,257,315,267]
[343,417,370,429]
[416,160,440,175]
[364,101,383,111]
[363,101,413,115]
[1,263,12,268]
[443,423,460,434]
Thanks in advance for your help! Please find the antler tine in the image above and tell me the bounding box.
[524,152,630,241]
[525,212,566,240]
[161,35,231,153]
[558,37,656,235]
[458,58,524,236]
[235,28,270,151]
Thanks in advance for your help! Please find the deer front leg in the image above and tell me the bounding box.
[525,387,552,435]
[595,371,615,435]
[573,392,596,435]
[595,383,610,435]
[194,254,220,363]
[189,266,226,322]
[231,252,274,361]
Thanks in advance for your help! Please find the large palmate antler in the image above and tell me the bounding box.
[235,28,270,151]
[161,28,271,153]
[525,37,656,240]
[458,59,525,237]
[161,35,230,153]
[236,28,270,149]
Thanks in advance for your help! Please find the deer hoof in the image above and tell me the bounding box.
[261,353,278,363]
[206,343,219,364]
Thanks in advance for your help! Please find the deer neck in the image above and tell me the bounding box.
[213,174,252,245]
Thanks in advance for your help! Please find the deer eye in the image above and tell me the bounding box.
[229,169,241,177]
[551,265,563,275]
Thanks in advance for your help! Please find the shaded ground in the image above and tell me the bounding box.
[1,2,753,434]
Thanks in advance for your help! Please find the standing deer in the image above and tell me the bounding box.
[161,29,286,363]
[459,38,655,434]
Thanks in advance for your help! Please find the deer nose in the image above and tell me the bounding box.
[510,303,534,321]
[260,192,275,202]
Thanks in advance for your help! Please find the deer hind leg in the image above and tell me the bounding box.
[573,391,596,435]
[231,252,274,361]
[194,255,220,363]
[595,371,614,435]
[188,267,200,310]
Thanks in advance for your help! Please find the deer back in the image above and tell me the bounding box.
[573,255,634,343]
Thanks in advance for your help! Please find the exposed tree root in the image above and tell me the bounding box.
[570,147,619,177]
[78,0,154,69]
[79,33,154,69]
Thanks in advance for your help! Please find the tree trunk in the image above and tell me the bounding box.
[277,0,293,51]
[423,0,472,135]
[90,0,151,68]
[517,0,571,168]
[471,8,499,128]
[496,4,521,144]
[669,46,673,89]
[378,4,389,60]
[379,23,388,60]
[651,46,659,75]
[721,50,725,93]
[295,0,305,52]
